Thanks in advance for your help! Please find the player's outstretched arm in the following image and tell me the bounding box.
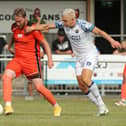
[25,24,49,33]
[40,38,54,68]
[92,26,121,49]
[25,23,56,33]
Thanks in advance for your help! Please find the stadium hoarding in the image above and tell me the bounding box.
[43,55,126,85]
[0,1,86,33]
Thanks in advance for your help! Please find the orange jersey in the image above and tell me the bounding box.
[12,23,44,63]
[6,23,44,78]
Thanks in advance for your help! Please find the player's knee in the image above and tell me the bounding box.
[35,84,44,92]
[81,77,90,86]
[79,83,88,93]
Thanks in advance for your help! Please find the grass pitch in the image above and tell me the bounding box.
[0,96,126,126]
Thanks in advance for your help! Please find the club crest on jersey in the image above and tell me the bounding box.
[75,29,79,33]
[17,34,23,38]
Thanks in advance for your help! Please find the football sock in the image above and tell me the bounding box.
[89,82,104,106]
[3,75,12,102]
[35,84,56,105]
[54,103,59,107]
[121,83,126,99]
[5,102,11,106]
[85,90,98,106]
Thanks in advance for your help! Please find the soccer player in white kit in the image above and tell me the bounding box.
[26,8,121,116]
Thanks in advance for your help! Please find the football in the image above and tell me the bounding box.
[0,104,3,114]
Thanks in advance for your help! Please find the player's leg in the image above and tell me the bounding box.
[2,59,21,115]
[2,69,15,115]
[77,76,98,106]
[81,57,108,116]
[76,61,99,106]
[81,69,105,106]
[32,78,62,116]
[25,80,34,100]
[24,57,61,116]
[81,68,108,115]
[27,80,33,96]
[115,64,126,106]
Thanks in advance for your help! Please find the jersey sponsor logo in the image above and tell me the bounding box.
[71,35,80,41]
[75,29,79,33]
[17,34,23,38]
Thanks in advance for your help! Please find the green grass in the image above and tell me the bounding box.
[0,96,126,126]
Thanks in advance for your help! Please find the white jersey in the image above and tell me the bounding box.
[55,19,98,61]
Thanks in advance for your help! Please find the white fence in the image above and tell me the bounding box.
[0,54,126,96]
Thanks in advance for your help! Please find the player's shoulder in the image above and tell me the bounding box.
[77,19,94,32]
[76,19,87,25]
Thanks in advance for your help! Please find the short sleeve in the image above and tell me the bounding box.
[77,19,95,32]
[55,21,64,28]
[33,30,44,42]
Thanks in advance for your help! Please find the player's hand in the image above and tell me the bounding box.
[24,26,34,33]
[41,24,49,32]
[48,60,54,69]
[110,40,121,49]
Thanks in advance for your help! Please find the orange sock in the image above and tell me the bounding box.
[121,83,126,99]
[35,84,56,105]
[2,74,12,102]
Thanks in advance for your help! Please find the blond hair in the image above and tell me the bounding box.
[13,8,26,17]
[62,8,75,18]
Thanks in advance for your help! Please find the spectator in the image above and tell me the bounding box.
[114,39,126,106]
[0,37,8,78]
[75,8,80,19]
[52,28,73,91]
[52,28,73,55]
[113,39,126,55]
[29,8,45,24]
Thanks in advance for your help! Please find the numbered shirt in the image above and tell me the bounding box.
[55,19,98,60]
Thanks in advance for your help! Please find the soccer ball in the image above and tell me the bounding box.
[0,104,3,114]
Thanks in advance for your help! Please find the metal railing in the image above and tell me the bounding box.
[0,54,125,96]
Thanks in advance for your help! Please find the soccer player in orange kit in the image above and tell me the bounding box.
[2,8,62,116]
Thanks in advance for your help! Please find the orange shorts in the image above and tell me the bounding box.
[123,64,126,75]
[6,58,42,79]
